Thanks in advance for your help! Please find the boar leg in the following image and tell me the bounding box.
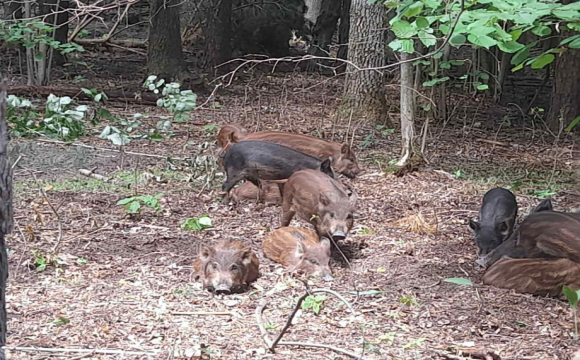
[280,199,295,227]
[222,172,246,194]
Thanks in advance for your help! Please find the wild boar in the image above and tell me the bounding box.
[263,227,333,281]
[221,140,335,198]
[482,257,580,296]
[230,181,282,205]
[469,187,518,259]
[281,169,357,241]
[217,124,247,150]
[218,125,360,179]
[193,240,259,294]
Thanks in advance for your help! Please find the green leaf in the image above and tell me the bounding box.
[511,64,524,72]
[388,39,404,51]
[198,216,212,227]
[34,53,45,61]
[403,2,424,18]
[530,54,555,69]
[391,20,417,38]
[127,201,141,214]
[532,26,551,37]
[468,34,497,49]
[509,29,523,42]
[560,34,580,46]
[440,61,451,69]
[421,0,441,9]
[568,22,580,31]
[116,197,135,205]
[415,17,429,29]
[422,77,449,87]
[511,45,532,65]
[563,285,579,308]
[419,31,436,47]
[449,34,466,48]
[569,38,580,49]
[498,41,525,54]
[565,116,580,132]
[51,316,70,326]
[553,9,580,21]
[477,84,489,91]
[443,277,473,286]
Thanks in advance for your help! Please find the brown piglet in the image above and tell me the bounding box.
[263,227,333,281]
[193,240,259,294]
[281,169,357,241]
[230,181,282,205]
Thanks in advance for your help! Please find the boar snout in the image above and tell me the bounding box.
[214,284,232,294]
[331,230,346,241]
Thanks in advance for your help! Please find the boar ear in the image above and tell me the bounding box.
[199,246,215,262]
[320,237,331,254]
[239,247,253,266]
[533,198,553,213]
[296,240,306,258]
[319,158,335,178]
[341,144,350,155]
[468,220,480,232]
[497,221,509,234]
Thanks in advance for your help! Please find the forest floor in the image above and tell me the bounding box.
[2,49,580,360]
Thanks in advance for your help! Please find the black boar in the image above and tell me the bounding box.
[469,187,518,258]
[221,141,335,198]
[280,169,357,241]
[193,240,260,294]
[263,227,333,281]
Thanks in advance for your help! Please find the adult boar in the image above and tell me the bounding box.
[221,141,335,198]
[281,169,357,241]
[263,227,333,281]
[219,125,360,178]
[193,240,259,294]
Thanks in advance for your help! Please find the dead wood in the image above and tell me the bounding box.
[8,86,160,106]
[73,38,147,49]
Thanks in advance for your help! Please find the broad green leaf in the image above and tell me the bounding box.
[563,285,579,308]
[498,41,525,53]
[530,54,555,69]
[117,197,135,205]
[569,38,580,49]
[440,61,451,69]
[493,25,512,42]
[423,77,449,87]
[391,20,417,38]
[514,12,539,25]
[419,30,436,47]
[565,116,580,132]
[388,39,404,51]
[532,26,551,37]
[449,34,466,48]
[422,0,441,9]
[443,277,473,286]
[415,17,429,29]
[560,34,580,46]
[198,216,212,227]
[403,2,424,18]
[511,45,533,65]
[127,201,141,214]
[511,64,524,72]
[510,29,523,41]
[553,9,580,21]
[568,22,580,31]
[467,34,497,49]
[477,84,489,90]
[108,132,130,146]
[478,73,490,81]
[400,39,415,53]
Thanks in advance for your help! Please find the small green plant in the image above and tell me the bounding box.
[31,249,58,272]
[51,316,70,326]
[42,94,87,140]
[143,75,197,123]
[182,215,212,232]
[360,134,379,148]
[301,295,326,315]
[399,295,419,307]
[203,124,219,136]
[534,189,557,199]
[81,88,111,124]
[6,95,39,137]
[454,170,463,179]
[265,321,279,330]
[376,125,394,136]
[76,257,88,265]
[563,285,580,338]
[403,337,426,349]
[117,194,164,215]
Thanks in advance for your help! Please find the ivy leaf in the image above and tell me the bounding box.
[403,2,424,18]
[449,34,466,47]
[419,30,436,47]
[391,20,417,38]
[497,41,525,53]
[531,25,551,37]
[467,34,497,49]
[530,54,555,69]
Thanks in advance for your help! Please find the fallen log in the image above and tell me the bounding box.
[7,86,160,106]
[73,38,148,49]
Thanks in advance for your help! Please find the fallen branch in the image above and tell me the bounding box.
[8,85,160,106]
[172,311,233,316]
[73,38,147,48]
[475,138,510,147]
[5,346,159,356]
[256,288,365,359]
[78,168,130,187]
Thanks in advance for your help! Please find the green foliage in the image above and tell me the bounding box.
[42,94,87,140]
[182,215,213,232]
[143,76,197,123]
[31,249,58,272]
[403,337,426,349]
[399,295,419,307]
[565,116,580,132]
[443,277,473,286]
[76,257,88,265]
[301,295,326,315]
[51,316,70,326]
[533,189,556,199]
[563,286,579,309]
[117,194,164,215]
[6,95,39,137]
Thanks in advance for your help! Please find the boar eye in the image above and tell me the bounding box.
[230,264,239,272]
[308,259,319,265]
[211,263,218,271]
[330,213,335,219]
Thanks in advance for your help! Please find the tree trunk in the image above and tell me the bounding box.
[41,0,69,66]
[147,0,185,80]
[306,0,341,71]
[341,0,387,124]
[205,0,232,71]
[336,0,350,61]
[397,52,414,166]
[0,80,14,360]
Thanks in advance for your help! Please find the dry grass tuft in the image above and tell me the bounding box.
[393,212,437,235]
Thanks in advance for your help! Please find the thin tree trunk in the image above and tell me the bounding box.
[0,79,14,360]
[342,0,387,123]
[549,46,580,131]
[147,0,185,80]
[397,52,414,166]
[205,0,232,71]
[336,0,350,61]
[307,0,341,71]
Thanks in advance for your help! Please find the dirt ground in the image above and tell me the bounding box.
[3,50,580,359]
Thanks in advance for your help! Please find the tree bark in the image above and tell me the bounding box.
[337,0,350,61]
[0,79,14,360]
[549,45,580,132]
[205,0,232,71]
[147,0,185,80]
[341,0,387,124]
[306,0,341,71]
[397,52,414,166]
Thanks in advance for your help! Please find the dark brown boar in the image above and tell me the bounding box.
[482,258,580,296]
[230,181,282,205]
[263,227,333,281]
[193,240,259,294]
[219,125,360,179]
[281,169,357,241]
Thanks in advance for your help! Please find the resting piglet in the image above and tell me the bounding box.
[193,240,259,294]
[221,140,335,198]
[281,169,357,241]
[230,181,282,205]
[263,227,333,281]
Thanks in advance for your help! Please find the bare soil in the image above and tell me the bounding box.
[3,49,580,360]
